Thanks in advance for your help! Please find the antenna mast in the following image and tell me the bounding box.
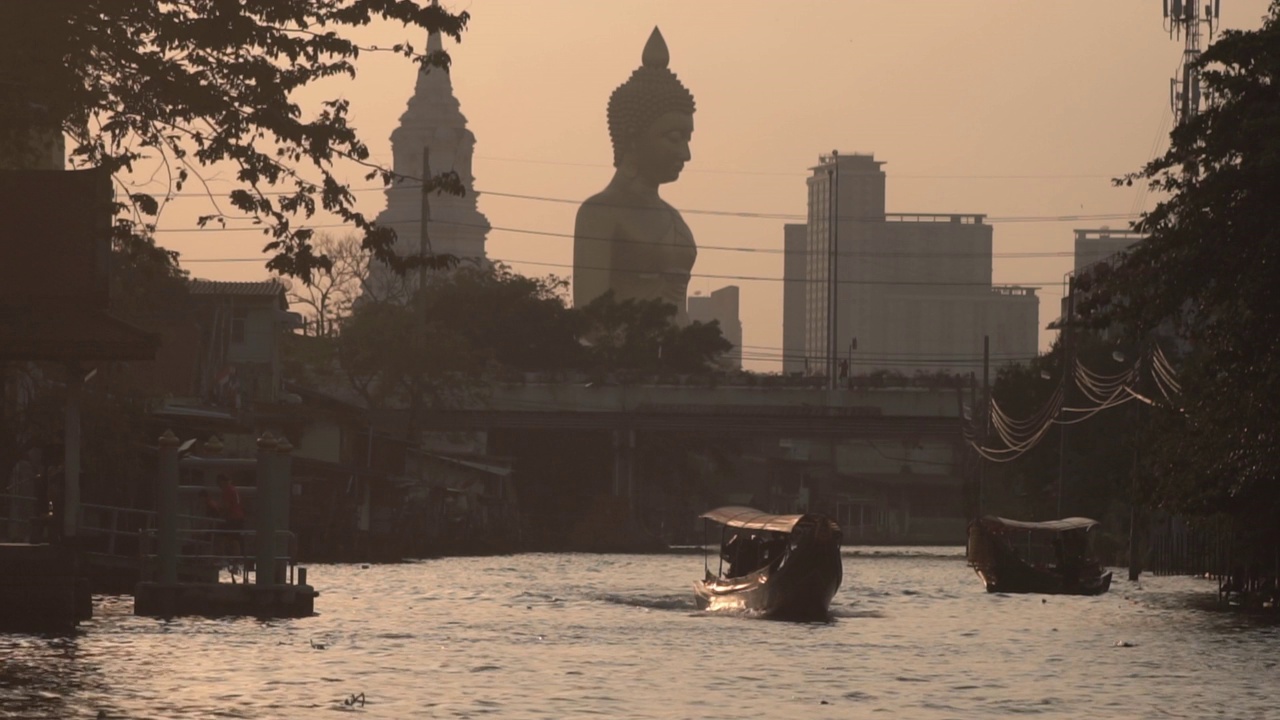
[1163,0,1221,123]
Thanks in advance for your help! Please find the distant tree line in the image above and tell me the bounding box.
[284,235,733,436]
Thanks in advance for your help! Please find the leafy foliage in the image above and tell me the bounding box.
[1077,4,1280,532]
[419,265,583,373]
[0,0,470,282]
[578,291,733,376]
[293,268,735,436]
[337,288,487,437]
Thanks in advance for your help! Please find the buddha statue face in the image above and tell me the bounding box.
[625,110,694,186]
[607,28,696,186]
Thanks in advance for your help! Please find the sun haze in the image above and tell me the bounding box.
[148,0,1274,371]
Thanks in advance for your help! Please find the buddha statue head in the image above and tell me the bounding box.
[607,28,696,186]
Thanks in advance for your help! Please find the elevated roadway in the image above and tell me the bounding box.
[410,383,965,438]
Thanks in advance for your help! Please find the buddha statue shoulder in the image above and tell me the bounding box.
[573,27,698,324]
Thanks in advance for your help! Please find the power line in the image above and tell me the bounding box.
[471,155,1124,180]
[177,249,1059,285]
[155,214,1130,258]
[143,179,1140,226]
[178,251,1065,287]
[489,257,1062,288]
[130,152,1127,183]
[164,218,1085,261]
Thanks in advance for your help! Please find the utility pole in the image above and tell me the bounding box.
[826,151,839,391]
[980,334,989,517]
[419,148,433,292]
[1128,346,1145,581]
[1058,276,1075,520]
[1163,0,1220,124]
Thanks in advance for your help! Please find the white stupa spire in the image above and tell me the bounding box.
[373,21,489,266]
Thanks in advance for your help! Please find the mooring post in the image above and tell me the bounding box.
[274,437,293,583]
[156,430,180,584]
[64,364,83,539]
[255,432,278,585]
[611,429,623,497]
[626,429,636,507]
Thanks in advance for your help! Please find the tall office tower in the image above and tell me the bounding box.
[794,152,1038,377]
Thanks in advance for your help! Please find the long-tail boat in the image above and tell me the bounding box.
[967,515,1113,595]
[693,506,843,620]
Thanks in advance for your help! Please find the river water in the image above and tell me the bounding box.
[2,547,1277,719]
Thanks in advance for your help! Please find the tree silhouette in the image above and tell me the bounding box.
[0,0,469,283]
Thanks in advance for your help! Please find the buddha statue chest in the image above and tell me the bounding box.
[610,205,697,302]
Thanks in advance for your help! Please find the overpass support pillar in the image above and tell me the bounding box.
[612,429,635,502]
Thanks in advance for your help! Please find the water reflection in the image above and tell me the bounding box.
[0,552,1276,719]
[0,635,114,719]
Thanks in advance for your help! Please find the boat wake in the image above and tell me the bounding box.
[593,593,699,612]
[842,547,966,560]
[828,606,886,620]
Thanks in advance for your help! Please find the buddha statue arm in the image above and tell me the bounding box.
[573,200,616,309]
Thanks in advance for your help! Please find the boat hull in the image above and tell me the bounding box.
[694,541,842,620]
[974,566,1113,596]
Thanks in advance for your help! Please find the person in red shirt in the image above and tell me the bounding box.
[216,474,246,563]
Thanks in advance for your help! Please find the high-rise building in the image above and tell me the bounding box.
[1058,227,1145,326]
[782,224,808,375]
[688,286,743,370]
[1073,228,1143,273]
[787,152,1038,377]
[373,28,489,275]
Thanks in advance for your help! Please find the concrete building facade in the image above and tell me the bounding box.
[790,152,1038,377]
[1074,228,1143,273]
[782,224,808,375]
[687,285,743,370]
[1057,227,1146,329]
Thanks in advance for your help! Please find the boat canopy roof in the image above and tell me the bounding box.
[699,506,805,534]
[980,515,1100,533]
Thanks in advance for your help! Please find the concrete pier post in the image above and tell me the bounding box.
[274,437,293,580]
[255,433,278,586]
[156,430,180,584]
[611,430,625,497]
[63,364,83,538]
[625,429,635,504]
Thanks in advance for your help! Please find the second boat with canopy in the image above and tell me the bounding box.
[966,515,1113,595]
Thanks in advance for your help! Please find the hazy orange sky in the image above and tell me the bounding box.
[140,0,1274,371]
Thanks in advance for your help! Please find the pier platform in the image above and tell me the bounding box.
[135,577,317,618]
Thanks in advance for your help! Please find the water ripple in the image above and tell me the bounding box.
[0,554,1276,718]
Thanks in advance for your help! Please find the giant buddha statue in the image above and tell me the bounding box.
[573,27,697,324]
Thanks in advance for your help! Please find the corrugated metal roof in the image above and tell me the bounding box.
[980,516,1100,533]
[698,506,805,533]
[189,279,288,297]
